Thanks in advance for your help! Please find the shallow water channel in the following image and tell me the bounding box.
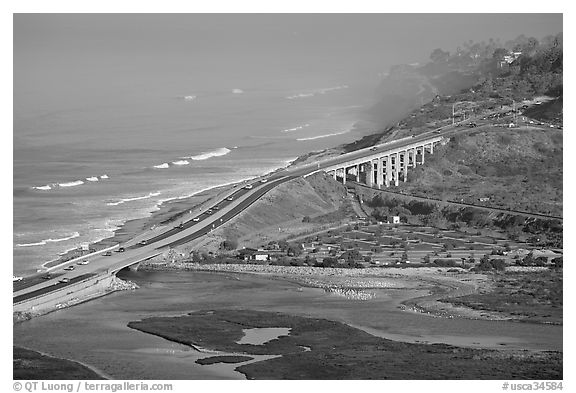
[13,270,562,379]
[236,328,291,345]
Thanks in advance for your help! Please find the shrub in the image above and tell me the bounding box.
[220,239,238,251]
[433,259,456,267]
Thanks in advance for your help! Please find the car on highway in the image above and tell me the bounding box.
[213,206,219,210]
[139,240,148,245]
[244,184,253,190]
[63,266,75,271]
[260,179,268,183]
[192,217,200,222]
[77,260,90,265]
[226,196,234,201]
[207,210,213,214]
[13,276,23,282]
[59,278,70,283]
[104,251,113,256]
[370,147,378,151]
[115,247,125,253]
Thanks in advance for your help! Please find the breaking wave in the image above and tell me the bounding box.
[282,123,310,133]
[172,160,190,166]
[59,180,84,188]
[286,92,315,100]
[184,147,231,161]
[16,232,80,248]
[296,130,350,141]
[154,163,170,169]
[286,85,348,100]
[106,191,161,207]
[232,89,244,94]
[33,174,109,191]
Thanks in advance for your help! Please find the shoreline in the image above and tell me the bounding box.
[13,345,108,380]
[32,119,377,274]
[38,158,303,272]
[140,262,520,324]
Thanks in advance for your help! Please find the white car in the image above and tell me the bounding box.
[260,179,268,183]
[77,260,90,265]
[244,184,253,190]
[193,217,200,222]
[13,276,23,282]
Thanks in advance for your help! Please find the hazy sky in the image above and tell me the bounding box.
[14,14,562,97]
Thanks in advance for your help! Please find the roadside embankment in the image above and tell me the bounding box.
[13,275,137,321]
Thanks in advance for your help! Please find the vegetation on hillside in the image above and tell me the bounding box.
[346,32,563,151]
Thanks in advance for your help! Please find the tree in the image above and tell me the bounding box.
[287,243,302,257]
[492,48,508,61]
[430,48,450,63]
[551,257,563,269]
[320,257,338,268]
[220,238,238,251]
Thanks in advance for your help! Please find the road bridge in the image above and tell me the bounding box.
[319,135,444,187]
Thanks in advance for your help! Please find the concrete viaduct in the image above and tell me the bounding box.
[319,135,445,188]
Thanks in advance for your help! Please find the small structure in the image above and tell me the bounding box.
[392,216,401,224]
[237,248,270,262]
[479,197,490,202]
[301,243,317,252]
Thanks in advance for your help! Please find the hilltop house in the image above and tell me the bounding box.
[499,51,522,68]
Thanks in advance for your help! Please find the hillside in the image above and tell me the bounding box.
[344,32,563,152]
[184,173,356,253]
[402,126,562,217]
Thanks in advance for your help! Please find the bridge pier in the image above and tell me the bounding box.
[403,151,409,181]
[321,136,443,189]
[376,158,383,188]
[365,161,373,187]
[394,152,399,186]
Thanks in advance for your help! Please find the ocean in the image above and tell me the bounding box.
[13,75,375,275]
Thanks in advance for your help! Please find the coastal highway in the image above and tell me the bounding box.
[14,121,466,302]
